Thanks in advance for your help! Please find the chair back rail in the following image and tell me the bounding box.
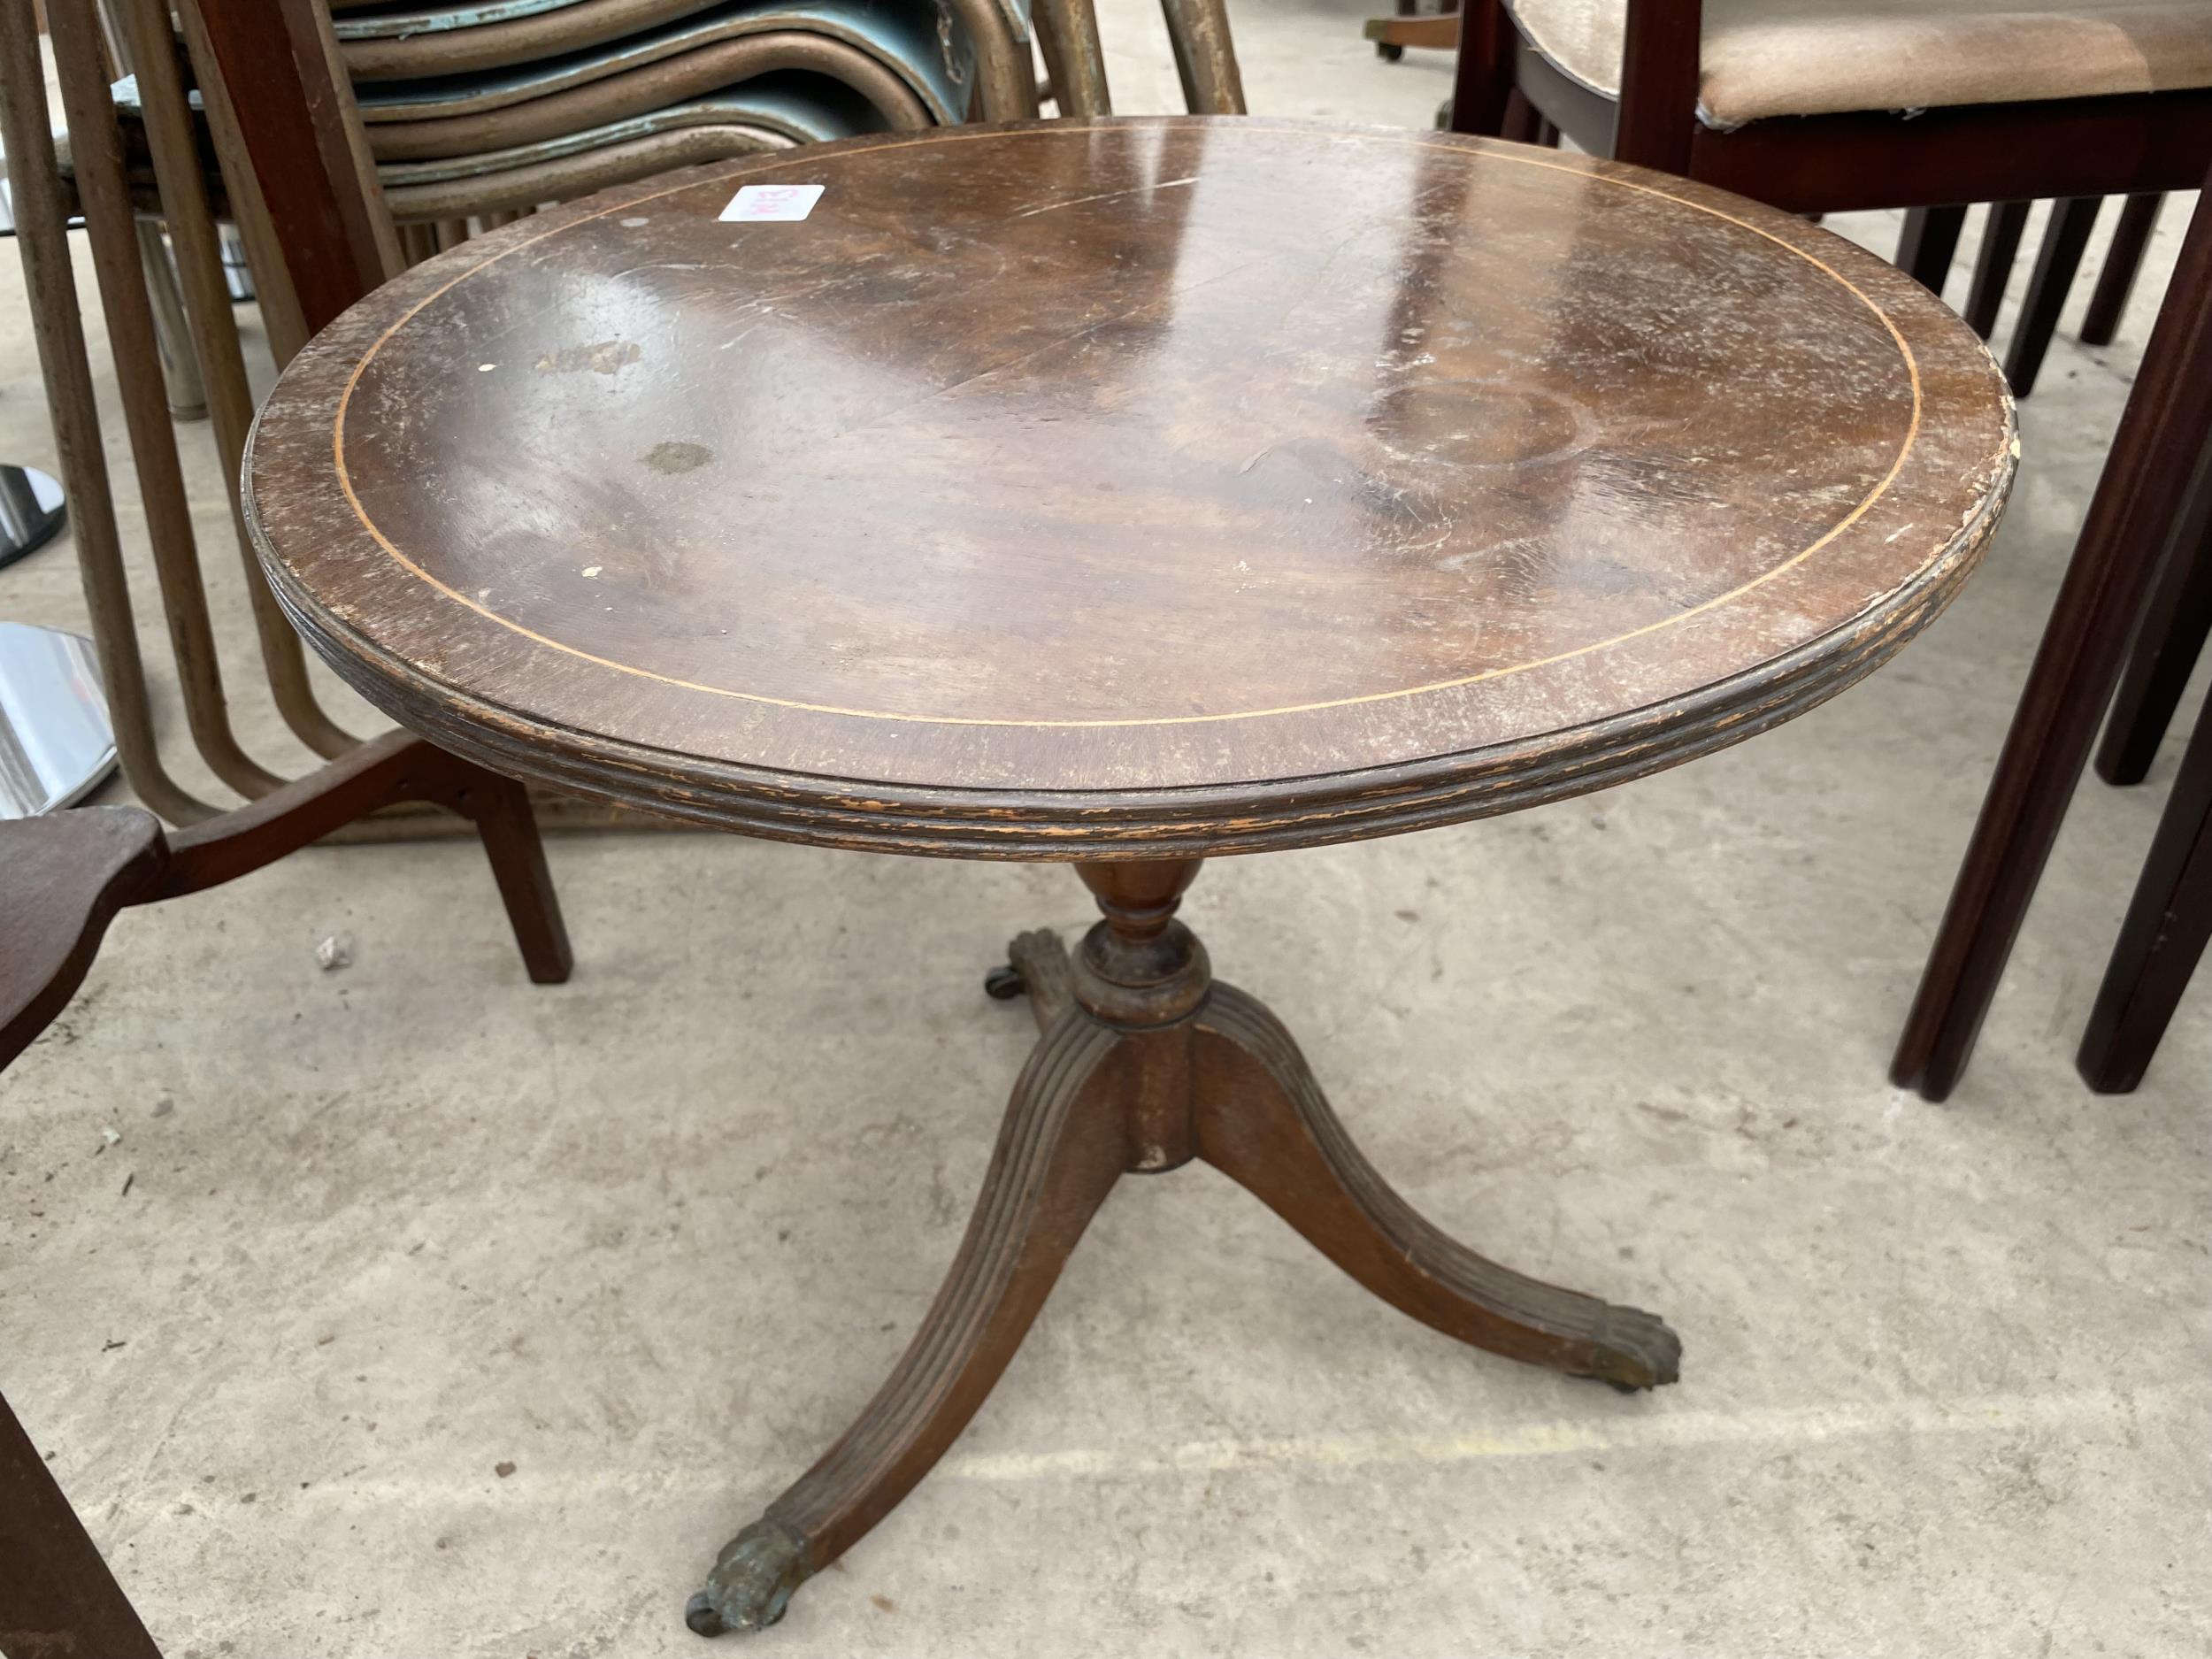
[112,0,362,759]
[184,0,401,337]
[44,0,292,799]
[0,0,214,823]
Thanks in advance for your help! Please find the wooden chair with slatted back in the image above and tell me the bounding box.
[1,0,570,986]
[2,10,572,1645]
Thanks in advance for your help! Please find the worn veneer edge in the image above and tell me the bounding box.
[319,119,1935,730]
[243,118,2021,857]
[248,423,2016,860]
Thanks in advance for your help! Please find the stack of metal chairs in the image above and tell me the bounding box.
[327,0,1240,260]
[337,0,1001,257]
[0,0,1242,845]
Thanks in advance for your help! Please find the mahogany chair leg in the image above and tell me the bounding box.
[0,1387,165,1659]
[1609,0,1701,174]
[2077,687,2212,1091]
[450,769,575,985]
[1446,0,1517,137]
[1194,985,1679,1390]
[687,1010,1128,1634]
[1500,85,1542,143]
[2080,192,2164,348]
[1893,184,2212,1101]
[1897,205,1968,298]
[1965,199,2032,339]
[2005,195,2102,397]
[2096,455,2212,786]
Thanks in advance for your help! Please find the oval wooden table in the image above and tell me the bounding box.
[246,117,2016,1636]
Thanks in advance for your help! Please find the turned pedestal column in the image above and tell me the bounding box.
[687,861,1680,1633]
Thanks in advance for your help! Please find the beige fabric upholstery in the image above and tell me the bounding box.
[1508,0,2212,127]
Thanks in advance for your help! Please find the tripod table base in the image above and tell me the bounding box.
[687,860,1679,1636]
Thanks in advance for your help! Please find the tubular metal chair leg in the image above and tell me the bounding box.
[1161,0,1245,114]
[135,222,205,419]
[1034,0,1111,115]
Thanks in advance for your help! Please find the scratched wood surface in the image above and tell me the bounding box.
[246,117,2017,859]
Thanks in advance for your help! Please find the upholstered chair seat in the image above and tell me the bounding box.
[1509,0,2212,127]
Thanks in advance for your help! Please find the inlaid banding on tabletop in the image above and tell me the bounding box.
[246,117,2015,852]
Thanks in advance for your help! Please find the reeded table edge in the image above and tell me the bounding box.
[332,123,1930,733]
[245,120,2021,860]
[250,421,2014,859]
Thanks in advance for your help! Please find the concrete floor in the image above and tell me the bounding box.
[4,5,2209,1656]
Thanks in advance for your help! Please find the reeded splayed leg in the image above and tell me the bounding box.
[691,854,1678,1635]
[1193,985,1680,1392]
[687,1008,1128,1636]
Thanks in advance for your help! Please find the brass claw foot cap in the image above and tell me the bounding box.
[1586,1306,1683,1393]
[691,1517,810,1637]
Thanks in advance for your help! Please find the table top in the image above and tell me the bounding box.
[248,118,2016,859]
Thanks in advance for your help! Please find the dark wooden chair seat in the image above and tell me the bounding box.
[0,730,572,1075]
[0,806,165,1071]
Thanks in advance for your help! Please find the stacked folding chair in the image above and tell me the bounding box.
[328,0,1069,258]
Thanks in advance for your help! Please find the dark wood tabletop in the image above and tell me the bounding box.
[247,117,2016,858]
